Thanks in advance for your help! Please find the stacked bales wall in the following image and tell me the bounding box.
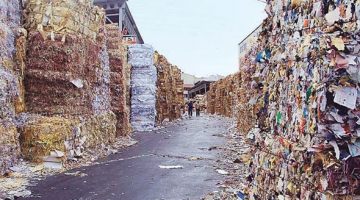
[20,0,116,163]
[171,66,184,119]
[205,73,239,118]
[0,0,22,175]
[154,52,184,124]
[206,83,216,115]
[207,0,360,198]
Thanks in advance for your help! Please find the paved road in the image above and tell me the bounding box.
[20,115,231,200]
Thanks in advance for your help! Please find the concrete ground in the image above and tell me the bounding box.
[19,114,232,200]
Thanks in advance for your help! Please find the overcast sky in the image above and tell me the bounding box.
[127,0,267,77]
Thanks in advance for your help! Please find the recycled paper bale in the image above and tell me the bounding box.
[0,125,19,175]
[92,24,111,114]
[24,31,101,115]
[0,24,16,66]
[19,116,73,163]
[19,112,117,163]
[0,0,22,175]
[0,0,21,65]
[13,28,28,114]
[128,44,157,131]
[0,70,19,171]
[23,0,105,39]
[0,68,19,125]
[105,24,131,136]
[205,74,238,118]
[82,111,116,149]
[154,52,183,124]
[23,0,110,114]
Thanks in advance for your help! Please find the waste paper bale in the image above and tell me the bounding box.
[0,68,19,124]
[83,111,116,149]
[0,125,19,175]
[25,31,102,115]
[0,0,21,65]
[23,0,104,39]
[106,24,131,136]
[93,24,111,114]
[19,112,117,163]
[0,68,20,174]
[154,52,183,124]
[19,116,73,163]
[128,44,157,131]
[13,28,28,114]
[0,0,23,175]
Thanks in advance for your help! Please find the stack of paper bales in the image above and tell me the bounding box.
[128,44,157,131]
[154,52,183,124]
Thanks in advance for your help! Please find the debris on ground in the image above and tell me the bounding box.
[0,135,138,200]
[158,165,184,169]
[216,170,229,175]
[188,157,203,161]
[64,171,88,177]
[204,120,250,199]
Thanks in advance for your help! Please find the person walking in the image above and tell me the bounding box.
[187,100,193,117]
[195,101,201,116]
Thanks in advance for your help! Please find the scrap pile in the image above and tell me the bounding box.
[106,24,131,136]
[154,52,184,124]
[0,0,22,175]
[239,0,360,199]
[129,44,157,131]
[21,0,117,163]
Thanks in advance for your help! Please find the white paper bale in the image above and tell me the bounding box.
[128,44,157,131]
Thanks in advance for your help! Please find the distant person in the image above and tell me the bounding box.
[188,100,193,117]
[195,101,201,116]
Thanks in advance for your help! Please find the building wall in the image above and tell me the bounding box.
[181,72,198,85]
[238,25,262,59]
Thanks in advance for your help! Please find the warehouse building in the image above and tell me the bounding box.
[93,0,144,44]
